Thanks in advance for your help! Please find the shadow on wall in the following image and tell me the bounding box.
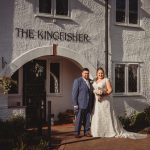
[26,0,94,28]
[27,0,93,13]
[113,96,150,116]
[109,1,150,115]
[109,0,123,62]
[109,0,150,62]
[93,0,105,6]
[0,0,14,72]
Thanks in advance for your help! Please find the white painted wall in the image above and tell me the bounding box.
[109,0,150,115]
[0,0,150,118]
[0,0,105,72]
[47,57,81,119]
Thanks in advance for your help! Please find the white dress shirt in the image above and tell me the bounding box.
[83,78,90,89]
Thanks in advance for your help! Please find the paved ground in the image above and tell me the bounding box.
[51,124,150,150]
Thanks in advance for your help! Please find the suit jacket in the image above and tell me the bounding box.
[72,77,94,110]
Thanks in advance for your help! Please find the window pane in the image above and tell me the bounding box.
[39,0,51,14]
[56,0,68,16]
[115,64,125,93]
[8,70,19,94]
[128,64,138,92]
[129,0,138,24]
[116,0,126,23]
[50,63,60,93]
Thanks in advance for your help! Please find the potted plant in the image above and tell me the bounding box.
[0,76,17,94]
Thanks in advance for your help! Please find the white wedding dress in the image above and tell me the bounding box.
[91,78,148,139]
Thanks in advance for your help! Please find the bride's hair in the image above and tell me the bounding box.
[95,67,105,81]
[97,67,104,73]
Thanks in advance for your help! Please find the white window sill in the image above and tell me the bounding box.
[115,23,142,29]
[112,93,143,97]
[8,94,21,97]
[35,13,71,21]
[47,93,63,97]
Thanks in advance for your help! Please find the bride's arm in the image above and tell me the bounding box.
[105,79,113,95]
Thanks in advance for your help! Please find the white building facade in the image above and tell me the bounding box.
[0,0,150,123]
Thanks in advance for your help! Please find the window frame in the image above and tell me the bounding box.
[112,62,141,96]
[47,58,63,96]
[35,0,71,20]
[115,0,140,27]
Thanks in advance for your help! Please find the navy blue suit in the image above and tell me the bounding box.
[72,77,93,135]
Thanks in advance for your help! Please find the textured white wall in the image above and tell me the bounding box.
[0,0,105,68]
[0,0,14,65]
[109,0,150,115]
[1,0,150,118]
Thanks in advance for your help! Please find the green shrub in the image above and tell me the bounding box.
[144,106,150,125]
[119,111,149,131]
[118,115,131,129]
[0,116,26,139]
[57,109,74,124]
[36,139,49,150]
[13,137,26,150]
[133,112,148,129]
[13,137,49,150]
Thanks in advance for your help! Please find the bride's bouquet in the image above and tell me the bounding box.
[95,87,107,102]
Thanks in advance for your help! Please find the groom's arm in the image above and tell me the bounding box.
[72,79,79,107]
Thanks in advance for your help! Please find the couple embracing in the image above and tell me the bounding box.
[72,67,148,139]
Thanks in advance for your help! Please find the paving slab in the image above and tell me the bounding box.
[51,124,150,150]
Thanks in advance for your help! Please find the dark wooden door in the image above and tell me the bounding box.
[23,60,46,128]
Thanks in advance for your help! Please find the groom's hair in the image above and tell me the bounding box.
[82,68,89,72]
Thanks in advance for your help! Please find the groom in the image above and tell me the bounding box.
[72,68,93,138]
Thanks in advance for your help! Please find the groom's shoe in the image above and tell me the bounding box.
[84,132,92,137]
[75,135,81,138]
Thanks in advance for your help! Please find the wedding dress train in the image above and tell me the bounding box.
[91,78,148,139]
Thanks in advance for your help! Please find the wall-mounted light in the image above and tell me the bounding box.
[1,57,7,69]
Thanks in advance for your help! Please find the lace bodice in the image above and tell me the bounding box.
[93,78,109,91]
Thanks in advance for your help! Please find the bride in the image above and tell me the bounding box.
[91,67,148,139]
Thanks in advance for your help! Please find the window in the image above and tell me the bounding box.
[50,63,60,93]
[128,64,138,92]
[116,0,139,25]
[115,64,125,93]
[38,0,70,17]
[56,0,68,16]
[8,70,19,94]
[129,0,138,24]
[116,0,126,23]
[39,0,51,14]
[114,63,140,95]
